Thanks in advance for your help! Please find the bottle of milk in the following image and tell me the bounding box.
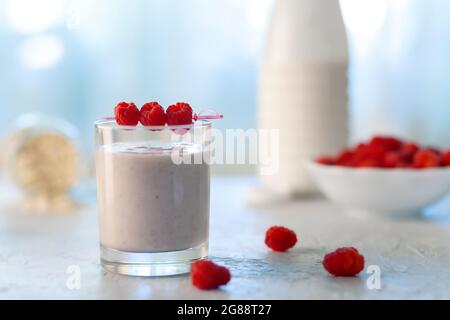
[258,0,349,196]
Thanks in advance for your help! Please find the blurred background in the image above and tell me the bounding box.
[2,1,450,300]
[1,0,450,168]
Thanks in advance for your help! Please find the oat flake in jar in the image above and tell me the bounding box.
[3,113,81,213]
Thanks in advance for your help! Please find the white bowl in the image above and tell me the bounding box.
[305,160,450,215]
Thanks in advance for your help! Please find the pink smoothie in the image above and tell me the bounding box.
[95,142,210,253]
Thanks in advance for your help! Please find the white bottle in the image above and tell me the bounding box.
[258,0,349,196]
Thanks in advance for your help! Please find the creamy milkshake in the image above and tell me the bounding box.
[96,143,209,252]
[94,119,212,276]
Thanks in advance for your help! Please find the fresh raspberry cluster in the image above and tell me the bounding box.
[317,135,450,169]
[322,247,365,277]
[114,101,193,126]
[264,226,298,252]
[191,260,231,290]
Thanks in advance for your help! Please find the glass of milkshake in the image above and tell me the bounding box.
[94,119,211,276]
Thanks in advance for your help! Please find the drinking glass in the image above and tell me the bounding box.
[94,119,211,276]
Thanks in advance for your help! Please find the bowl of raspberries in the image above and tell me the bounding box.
[305,136,450,215]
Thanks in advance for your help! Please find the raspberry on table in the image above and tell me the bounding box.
[413,149,442,169]
[191,260,231,290]
[265,226,298,252]
[115,101,140,126]
[323,247,365,277]
[166,102,193,125]
[140,102,166,126]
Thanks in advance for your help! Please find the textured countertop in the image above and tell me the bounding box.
[1,176,450,299]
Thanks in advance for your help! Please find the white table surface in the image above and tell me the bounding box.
[1,176,450,300]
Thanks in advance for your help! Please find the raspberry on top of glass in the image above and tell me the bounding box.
[113,101,223,127]
[316,135,450,169]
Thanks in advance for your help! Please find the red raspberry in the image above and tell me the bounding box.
[369,136,403,152]
[140,102,166,126]
[265,226,297,252]
[442,150,450,166]
[323,247,365,277]
[383,151,408,168]
[413,149,442,169]
[114,102,140,126]
[355,143,368,153]
[335,150,354,166]
[191,260,231,290]
[400,143,419,162]
[355,158,382,168]
[352,144,386,167]
[166,102,193,125]
[316,156,335,165]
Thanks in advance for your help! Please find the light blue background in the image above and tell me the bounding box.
[0,0,449,152]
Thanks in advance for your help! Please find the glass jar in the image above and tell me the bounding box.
[3,113,80,213]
